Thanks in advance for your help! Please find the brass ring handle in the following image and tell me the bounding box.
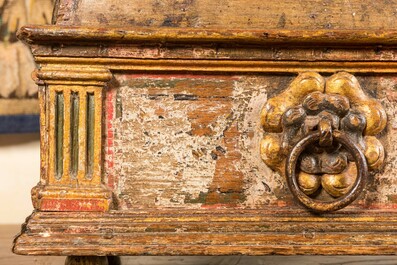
[286,130,368,213]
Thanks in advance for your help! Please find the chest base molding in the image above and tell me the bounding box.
[13,209,397,256]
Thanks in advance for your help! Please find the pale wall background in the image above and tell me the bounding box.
[0,133,39,224]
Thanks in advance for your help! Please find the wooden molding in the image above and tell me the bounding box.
[13,210,397,255]
[37,69,112,83]
[31,185,113,212]
[35,57,397,74]
[34,67,112,86]
[17,25,397,46]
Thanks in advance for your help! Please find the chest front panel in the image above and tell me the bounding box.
[12,0,397,256]
[103,73,397,211]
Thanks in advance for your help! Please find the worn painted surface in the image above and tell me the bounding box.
[109,74,289,209]
[110,74,266,208]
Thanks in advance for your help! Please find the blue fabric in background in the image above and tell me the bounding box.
[0,115,40,134]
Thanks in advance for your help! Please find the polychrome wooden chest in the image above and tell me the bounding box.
[13,0,397,263]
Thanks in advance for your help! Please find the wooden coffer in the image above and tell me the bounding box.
[13,0,397,260]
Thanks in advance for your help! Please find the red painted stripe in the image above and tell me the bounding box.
[106,88,116,190]
[40,198,109,212]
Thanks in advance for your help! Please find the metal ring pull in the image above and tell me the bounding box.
[286,130,368,213]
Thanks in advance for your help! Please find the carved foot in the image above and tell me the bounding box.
[65,256,109,265]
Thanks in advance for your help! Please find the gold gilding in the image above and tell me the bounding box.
[261,72,387,211]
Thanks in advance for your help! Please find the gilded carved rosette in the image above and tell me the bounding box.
[260,72,386,212]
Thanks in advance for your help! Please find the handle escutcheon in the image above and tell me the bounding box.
[260,72,386,213]
[286,130,368,213]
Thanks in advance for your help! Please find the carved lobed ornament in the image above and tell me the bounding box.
[260,72,387,212]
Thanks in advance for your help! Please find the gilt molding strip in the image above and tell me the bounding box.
[37,57,397,74]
